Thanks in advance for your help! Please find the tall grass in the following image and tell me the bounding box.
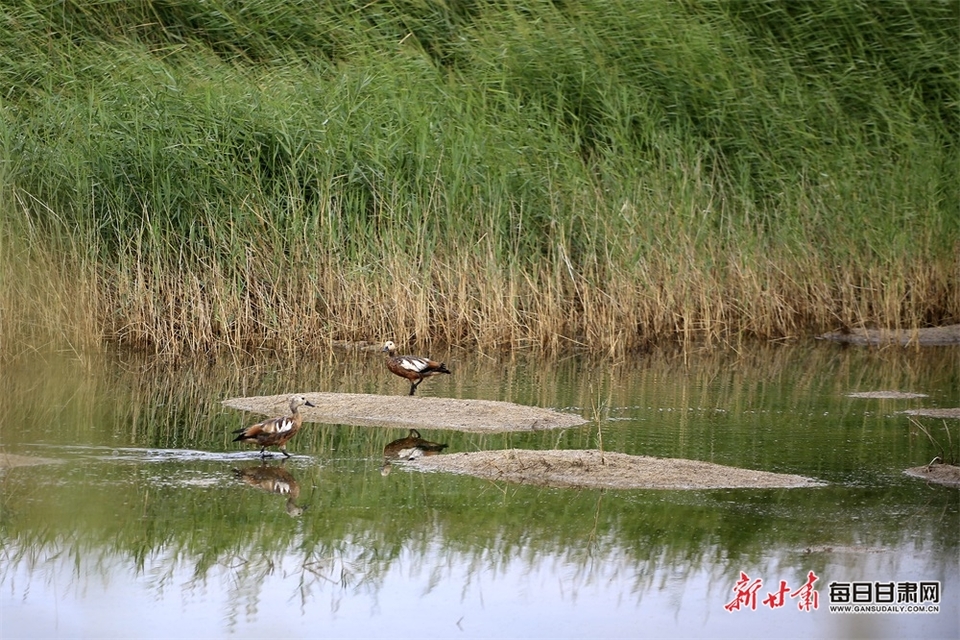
[1,0,957,357]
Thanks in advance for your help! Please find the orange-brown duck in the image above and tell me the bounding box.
[382,340,451,396]
[232,394,315,458]
[383,428,449,461]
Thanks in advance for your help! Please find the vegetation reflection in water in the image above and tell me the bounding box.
[0,344,957,636]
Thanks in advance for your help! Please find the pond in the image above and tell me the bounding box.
[1,343,957,638]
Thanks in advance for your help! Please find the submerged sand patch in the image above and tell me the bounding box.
[0,453,62,469]
[223,393,587,433]
[410,449,824,490]
[901,408,960,419]
[846,391,928,399]
[903,463,960,488]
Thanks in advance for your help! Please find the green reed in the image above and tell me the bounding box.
[1,0,957,356]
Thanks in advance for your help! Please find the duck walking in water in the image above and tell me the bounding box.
[232,394,315,458]
[382,340,451,396]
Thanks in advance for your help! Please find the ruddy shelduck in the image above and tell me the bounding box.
[232,394,315,458]
[382,340,451,396]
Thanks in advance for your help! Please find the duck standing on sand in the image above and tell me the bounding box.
[232,394,315,458]
[382,340,451,396]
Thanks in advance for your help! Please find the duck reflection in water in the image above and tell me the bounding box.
[381,428,448,476]
[232,462,305,517]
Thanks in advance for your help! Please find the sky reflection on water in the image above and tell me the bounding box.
[4,528,955,639]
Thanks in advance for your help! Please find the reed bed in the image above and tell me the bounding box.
[1,0,957,358]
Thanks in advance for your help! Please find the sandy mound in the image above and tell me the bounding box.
[847,391,928,399]
[818,324,960,346]
[409,449,824,490]
[900,408,960,419]
[223,393,587,433]
[903,463,960,488]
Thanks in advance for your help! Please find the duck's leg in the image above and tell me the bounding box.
[409,378,421,396]
[281,447,291,458]
[260,446,267,459]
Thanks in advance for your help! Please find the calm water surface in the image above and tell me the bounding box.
[1,343,957,638]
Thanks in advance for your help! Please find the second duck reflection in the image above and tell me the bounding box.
[381,429,448,476]
[233,428,448,511]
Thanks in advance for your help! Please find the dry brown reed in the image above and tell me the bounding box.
[0,231,102,358]
[3,231,956,360]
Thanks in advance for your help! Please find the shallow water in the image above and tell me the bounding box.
[1,343,957,638]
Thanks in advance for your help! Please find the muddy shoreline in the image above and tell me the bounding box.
[818,324,960,346]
